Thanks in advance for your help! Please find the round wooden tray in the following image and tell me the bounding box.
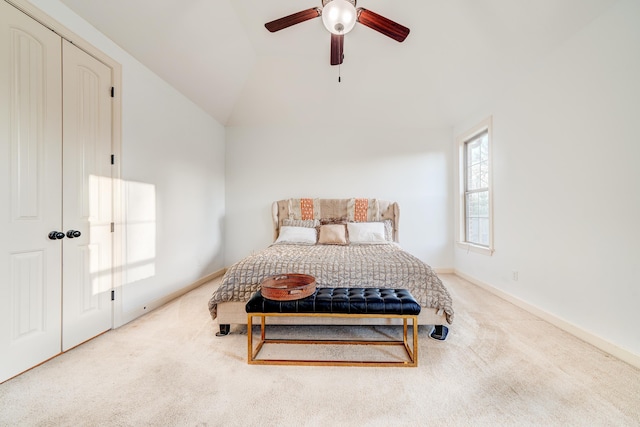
[260,274,316,301]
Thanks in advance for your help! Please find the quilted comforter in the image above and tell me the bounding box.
[208,243,454,324]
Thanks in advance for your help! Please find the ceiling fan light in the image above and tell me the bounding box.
[322,0,357,35]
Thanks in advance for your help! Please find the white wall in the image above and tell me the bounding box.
[453,0,640,358]
[225,125,453,269]
[26,0,227,324]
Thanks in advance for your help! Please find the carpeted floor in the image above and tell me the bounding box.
[1,274,639,426]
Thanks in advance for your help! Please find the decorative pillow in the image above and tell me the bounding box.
[282,218,320,228]
[318,224,348,245]
[320,217,347,225]
[347,198,380,222]
[382,219,393,241]
[275,226,317,244]
[347,222,387,244]
[288,198,320,220]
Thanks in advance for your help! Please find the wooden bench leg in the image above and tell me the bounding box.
[413,317,419,365]
[248,314,267,364]
[247,315,253,362]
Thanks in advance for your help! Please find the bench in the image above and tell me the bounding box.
[245,287,421,367]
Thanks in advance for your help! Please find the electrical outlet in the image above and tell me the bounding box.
[512,271,519,281]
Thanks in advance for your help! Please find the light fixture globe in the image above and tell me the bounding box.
[322,0,357,35]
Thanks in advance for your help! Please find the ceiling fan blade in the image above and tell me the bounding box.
[330,33,344,66]
[265,8,321,33]
[356,8,410,42]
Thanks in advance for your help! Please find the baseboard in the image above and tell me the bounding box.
[454,270,640,370]
[116,268,226,327]
[186,268,226,290]
[434,268,454,274]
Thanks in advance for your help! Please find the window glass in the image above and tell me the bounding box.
[464,131,490,247]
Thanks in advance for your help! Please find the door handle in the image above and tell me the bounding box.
[66,230,82,238]
[48,231,65,240]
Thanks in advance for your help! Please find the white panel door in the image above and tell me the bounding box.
[61,39,113,351]
[0,1,63,383]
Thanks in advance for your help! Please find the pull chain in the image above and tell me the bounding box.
[338,62,341,83]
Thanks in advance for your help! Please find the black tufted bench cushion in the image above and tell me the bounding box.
[245,287,421,367]
[246,287,421,316]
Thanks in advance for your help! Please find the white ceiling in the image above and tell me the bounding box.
[58,0,618,128]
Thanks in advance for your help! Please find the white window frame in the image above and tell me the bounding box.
[456,116,494,256]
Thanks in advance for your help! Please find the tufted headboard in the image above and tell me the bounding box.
[271,198,400,243]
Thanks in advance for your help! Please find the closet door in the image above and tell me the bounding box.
[0,1,63,383]
[61,39,113,351]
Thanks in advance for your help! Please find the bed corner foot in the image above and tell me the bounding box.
[429,325,449,341]
[215,324,230,337]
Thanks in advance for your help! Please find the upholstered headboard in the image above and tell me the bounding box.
[272,198,400,243]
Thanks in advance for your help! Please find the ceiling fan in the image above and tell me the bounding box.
[265,0,410,66]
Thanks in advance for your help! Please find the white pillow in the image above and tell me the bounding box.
[347,222,387,244]
[275,226,317,244]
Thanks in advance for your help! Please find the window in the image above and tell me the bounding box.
[457,117,493,255]
[465,131,489,246]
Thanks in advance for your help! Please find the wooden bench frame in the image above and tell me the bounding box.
[247,312,419,367]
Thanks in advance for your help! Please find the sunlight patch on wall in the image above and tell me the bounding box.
[87,174,114,296]
[122,180,156,285]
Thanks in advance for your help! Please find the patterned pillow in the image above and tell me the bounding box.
[282,218,320,228]
[347,198,380,222]
[288,198,320,220]
[382,219,393,241]
[319,217,347,225]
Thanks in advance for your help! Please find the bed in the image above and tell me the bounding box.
[208,198,454,339]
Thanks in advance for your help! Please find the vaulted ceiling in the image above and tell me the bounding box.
[59,0,618,128]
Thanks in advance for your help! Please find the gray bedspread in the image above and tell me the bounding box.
[208,243,454,324]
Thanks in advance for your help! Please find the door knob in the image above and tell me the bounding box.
[48,231,65,240]
[66,230,82,238]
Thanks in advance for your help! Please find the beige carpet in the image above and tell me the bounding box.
[1,274,639,426]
